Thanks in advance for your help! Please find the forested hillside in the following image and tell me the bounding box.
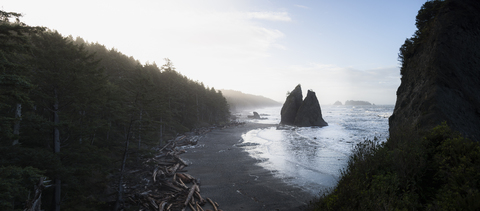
[0,10,229,210]
[220,89,281,111]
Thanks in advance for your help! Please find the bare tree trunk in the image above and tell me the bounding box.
[159,117,163,145]
[106,121,111,141]
[12,103,21,145]
[90,130,96,145]
[79,110,85,144]
[114,117,134,211]
[196,94,199,122]
[138,108,142,149]
[53,87,61,211]
[25,177,46,211]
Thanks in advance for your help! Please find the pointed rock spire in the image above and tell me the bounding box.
[280,85,328,127]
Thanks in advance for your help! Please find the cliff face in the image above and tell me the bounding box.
[389,0,480,141]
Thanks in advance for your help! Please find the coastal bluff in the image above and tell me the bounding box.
[280,85,328,127]
[389,0,480,141]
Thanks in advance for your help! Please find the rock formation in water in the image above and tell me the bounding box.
[280,85,328,127]
[248,111,266,119]
[333,101,343,105]
[389,0,480,141]
[345,100,372,106]
[294,90,328,127]
[280,84,303,125]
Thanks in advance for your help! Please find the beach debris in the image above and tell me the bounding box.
[118,122,244,211]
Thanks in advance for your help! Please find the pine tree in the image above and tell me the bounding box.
[0,10,42,145]
[29,30,106,210]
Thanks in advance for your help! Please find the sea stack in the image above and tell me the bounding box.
[389,0,480,141]
[294,90,328,127]
[280,85,328,127]
[280,84,303,125]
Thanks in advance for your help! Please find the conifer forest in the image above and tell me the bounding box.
[0,10,230,210]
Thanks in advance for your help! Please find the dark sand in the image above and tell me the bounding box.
[181,122,316,211]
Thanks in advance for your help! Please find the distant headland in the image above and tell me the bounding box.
[344,100,372,106]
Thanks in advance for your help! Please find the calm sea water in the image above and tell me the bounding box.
[235,105,394,195]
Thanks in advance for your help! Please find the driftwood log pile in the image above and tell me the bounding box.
[123,122,244,211]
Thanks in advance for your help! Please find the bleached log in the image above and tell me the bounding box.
[196,202,204,211]
[148,196,158,209]
[194,191,206,205]
[159,201,167,211]
[174,180,188,190]
[168,163,180,176]
[184,184,198,207]
[153,167,159,182]
[182,173,195,182]
[188,202,196,211]
[207,198,218,211]
[161,181,182,192]
[176,173,191,183]
[174,155,188,166]
[159,140,173,152]
[177,177,188,189]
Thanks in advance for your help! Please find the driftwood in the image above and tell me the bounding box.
[207,198,218,211]
[184,184,198,207]
[119,127,229,211]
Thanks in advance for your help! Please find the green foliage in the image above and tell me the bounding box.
[0,10,43,141]
[398,0,445,75]
[0,166,45,210]
[415,0,445,35]
[309,122,480,211]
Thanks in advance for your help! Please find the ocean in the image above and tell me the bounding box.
[235,105,394,195]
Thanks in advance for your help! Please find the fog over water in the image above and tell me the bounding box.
[236,105,393,194]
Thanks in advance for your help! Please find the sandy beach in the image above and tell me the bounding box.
[181,122,315,211]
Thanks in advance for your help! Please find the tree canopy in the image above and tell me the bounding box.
[0,9,230,210]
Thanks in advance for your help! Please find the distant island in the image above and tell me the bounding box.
[220,89,281,111]
[333,101,343,105]
[344,100,372,106]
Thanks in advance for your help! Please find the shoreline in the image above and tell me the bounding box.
[181,122,315,210]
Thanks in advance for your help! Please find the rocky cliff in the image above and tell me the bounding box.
[389,0,480,141]
[280,85,327,127]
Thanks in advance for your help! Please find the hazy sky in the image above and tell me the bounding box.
[2,0,426,105]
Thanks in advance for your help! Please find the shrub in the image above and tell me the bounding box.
[308,122,480,210]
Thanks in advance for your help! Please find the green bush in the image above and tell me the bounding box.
[308,122,480,210]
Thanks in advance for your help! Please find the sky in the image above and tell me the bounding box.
[2,0,427,105]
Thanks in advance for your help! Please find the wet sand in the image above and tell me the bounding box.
[181,122,315,211]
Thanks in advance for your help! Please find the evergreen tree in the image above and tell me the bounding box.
[0,10,42,145]
[29,30,107,210]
